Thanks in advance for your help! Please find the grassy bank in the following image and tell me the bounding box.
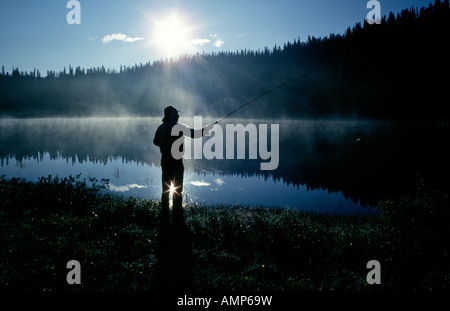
[0,175,448,291]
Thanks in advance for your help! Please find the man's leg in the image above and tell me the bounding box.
[160,166,172,224]
[172,164,184,224]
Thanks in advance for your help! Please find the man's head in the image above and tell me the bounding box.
[162,106,180,123]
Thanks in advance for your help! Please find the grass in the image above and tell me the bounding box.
[0,175,449,291]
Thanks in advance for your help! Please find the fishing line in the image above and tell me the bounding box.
[214,67,325,124]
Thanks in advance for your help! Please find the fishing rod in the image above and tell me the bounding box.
[135,66,325,140]
[213,67,325,124]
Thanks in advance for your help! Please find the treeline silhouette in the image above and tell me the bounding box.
[1,0,449,119]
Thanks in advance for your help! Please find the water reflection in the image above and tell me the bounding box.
[0,152,367,214]
[1,117,448,214]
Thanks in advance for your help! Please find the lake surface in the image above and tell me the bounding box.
[1,117,448,215]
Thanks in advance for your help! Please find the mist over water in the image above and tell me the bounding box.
[1,116,448,214]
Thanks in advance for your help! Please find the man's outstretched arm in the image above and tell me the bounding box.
[189,123,214,138]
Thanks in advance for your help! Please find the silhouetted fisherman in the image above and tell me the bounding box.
[153,106,213,224]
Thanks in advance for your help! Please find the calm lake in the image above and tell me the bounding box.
[1,117,448,215]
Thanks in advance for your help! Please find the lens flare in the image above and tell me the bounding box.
[169,182,176,196]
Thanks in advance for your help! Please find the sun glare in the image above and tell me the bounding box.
[169,183,176,196]
[151,12,193,58]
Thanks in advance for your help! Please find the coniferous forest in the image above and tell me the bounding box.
[1,0,449,120]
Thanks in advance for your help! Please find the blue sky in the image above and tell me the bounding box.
[0,0,429,75]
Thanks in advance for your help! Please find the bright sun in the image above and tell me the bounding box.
[169,183,176,196]
[152,12,193,58]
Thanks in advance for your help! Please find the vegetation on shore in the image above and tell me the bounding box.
[0,175,448,291]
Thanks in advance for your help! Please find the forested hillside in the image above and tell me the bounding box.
[1,0,449,119]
